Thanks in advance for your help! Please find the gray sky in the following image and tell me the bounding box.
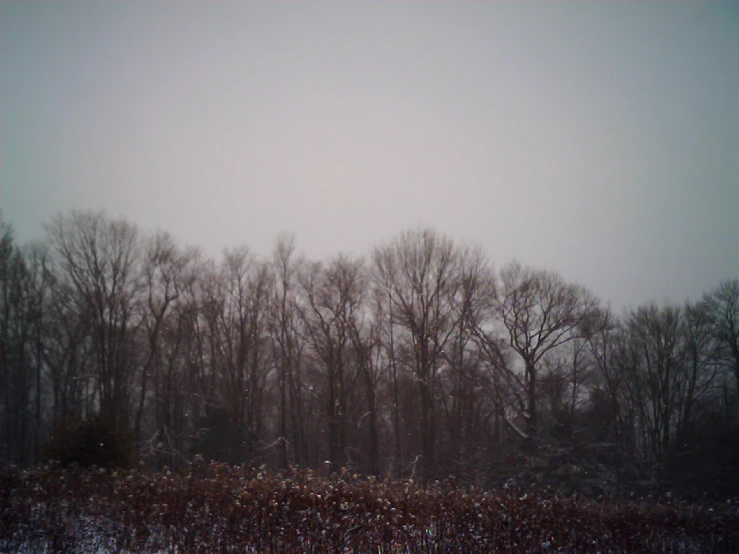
[3,1,738,311]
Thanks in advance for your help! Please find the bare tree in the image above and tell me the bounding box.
[623,304,685,462]
[134,231,194,444]
[705,279,739,394]
[243,260,273,452]
[437,245,495,477]
[269,233,306,468]
[43,255,93,425]
[206,247,273,462]
[297,257,351,469]
[372,228,468,479]
[45,210,142,429]
[1,228,52,464]
[678,300,720,440]
[539,330,596,442]
[179,256,222,415]
[219,248,256,432]
[476,262,599,451]
[296,254,381,472]
[585,309,634,447]
[346,287,383,476]
[134,232,199,465]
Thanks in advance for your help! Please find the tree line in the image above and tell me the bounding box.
[2,210,737,495]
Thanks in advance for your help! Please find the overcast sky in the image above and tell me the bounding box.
[2,1,738,311]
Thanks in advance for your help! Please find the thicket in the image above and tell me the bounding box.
[2,463,738,553]
[42,416,135,469]
[2,214,738,503]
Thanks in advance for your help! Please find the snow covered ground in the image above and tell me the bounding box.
[3,465,736,553]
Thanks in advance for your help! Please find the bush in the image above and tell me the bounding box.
[43,416,134,469]
[2,465,738,553]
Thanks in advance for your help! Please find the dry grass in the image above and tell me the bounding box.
[2,463,737,553]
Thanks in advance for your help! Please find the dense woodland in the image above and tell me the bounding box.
[2,210,738,496]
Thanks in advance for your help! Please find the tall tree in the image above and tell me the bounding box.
[585,309,634,452]
[135,232,199,465]
[1,228,52,464]
[705,279,739,395]
[297,257,352,469]
[269,233,306,468]
[477,262,600,450]
[624,304,686,462]
[373,228,467,479]
[678,300,720,440]
[297,254,381,472]
[437,245,495,476]
[45,210,142,429]
[347,288,383,476]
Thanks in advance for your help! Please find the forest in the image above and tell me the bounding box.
[2,209,738,499]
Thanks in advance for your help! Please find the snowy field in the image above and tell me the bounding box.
[2,464,737,553]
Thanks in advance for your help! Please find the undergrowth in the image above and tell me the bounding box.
[1,462,737,553]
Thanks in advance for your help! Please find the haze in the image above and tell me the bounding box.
[2,1,738,311]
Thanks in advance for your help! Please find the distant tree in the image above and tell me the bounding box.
[240,258,273,455]
[1,227,52,464]
[269,234,306,468]
[6,209,738,494]
[584,310,637,483]
[437,244,495,478]
[179,256,223,426]
[135,233,200,467]
[215,247,272,462]
[44,247,93,424]
[705,279,739,395]
[372,281,405,474]
[702,280,739,485]
[620,303,715,464]
[677,299,719,441]
[476,262,600,452]
[372,228,469,479]
[134,232,193,445]
[45,210,142,429]
[345,277,384,476]
[297,256,357,469]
